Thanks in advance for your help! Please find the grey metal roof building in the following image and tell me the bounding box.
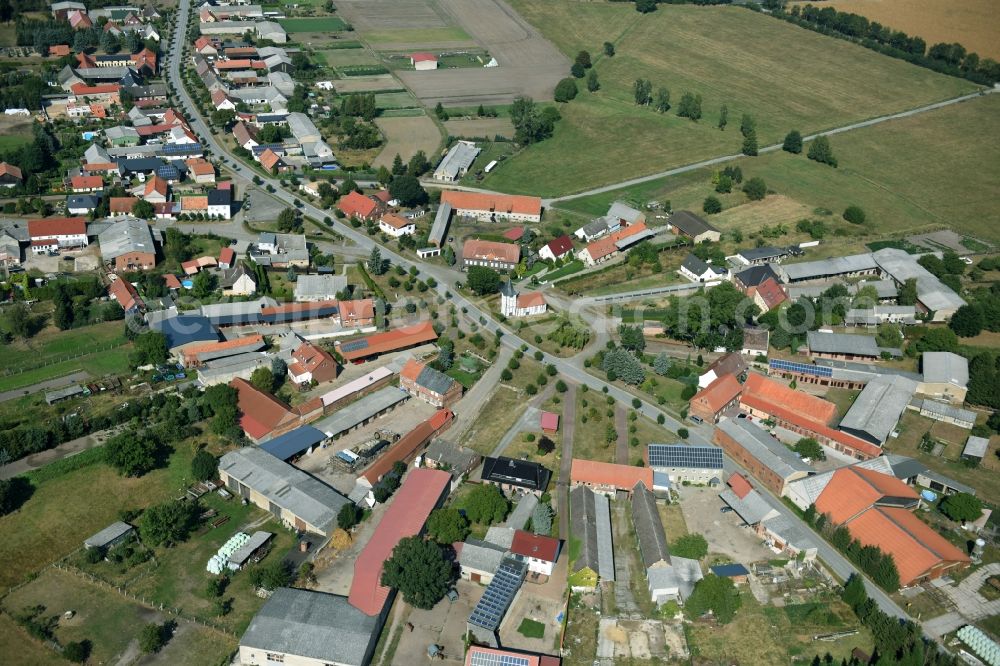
[219,447,349,535]
[921,352,969,389]
[228,531,273,569]
[669,210,718,238]
[428,202,452,247]
[872,248,966,317]
[239,588,378,666]
[884,453,976,496]
[963,436,990,460]
[293,274,347,302]
[458,538,507,576]
[918,399,976,428]
[606,201,645,225]
[423,440,480,477]
[719,487,776,525]
[98,217,156,261]
[631,483,669,568]
[432,141,480,181]
[839,374,918,445]
[84,521,135,549]
[779,253,880,283]
[312,386,408,439]
[807,330,881,358]
[812,358,922,384]
[569,486,614,581]
[733,264,781,289]
[412,364,457,395]
[505,493,538,531]
[844,305,917,326]
[737,246,791,264]
[717,418,813,480]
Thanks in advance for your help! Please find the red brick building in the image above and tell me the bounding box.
[689,374,742,423]
[399,359,462,408]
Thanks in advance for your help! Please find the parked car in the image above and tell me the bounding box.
[720,506,733,514]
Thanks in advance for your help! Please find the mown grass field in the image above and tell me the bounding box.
[484,2,978,197]
[361,26,471,46]
[559,93,1000,243]
[278,17,347,32]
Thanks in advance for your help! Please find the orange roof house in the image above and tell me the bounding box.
[337,190,382,220]
[181,334,265,367]
[689,373,743,423]
[0,162,23,184]
[727,472,754,500]
[230,378,304,442]
[747,277,788,313]
[517,292,546,310]
[108,277,143,312]
[28,217,87,240]
[110,197,140,214]
[337,320,437,362]
[49,44,71,57]
[580,222,649,265]
[814,466,969,585]
[143,174,169,200]
[258,148,284,173]
[570,459,653,494]
[287,341,338,384]
[338,298,376,327]
[741,373,836,425]
[70,175,104,191]
[379,213,412,230]
[440,190,542,220]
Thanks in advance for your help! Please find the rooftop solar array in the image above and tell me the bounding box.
[468,559,526,631]
[769,358,833,378]
[647,444,723,470]
[339,338,370,354]
[468,651,531,666]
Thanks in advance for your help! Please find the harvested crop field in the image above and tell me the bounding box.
[374,115,443,167]
[333,75,404,93]
[795,0,1000,60]
[393,0,569,107]
[444,117,515,138]
[483,2,978,196]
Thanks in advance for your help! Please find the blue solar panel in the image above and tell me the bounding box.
[769,358,833,378]
[647,444,723,469]
[468,559,525,631]
[340,338,370,353]
[469,652,531,666]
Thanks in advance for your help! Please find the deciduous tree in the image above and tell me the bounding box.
[380,536,453,609]
[426,507,470,544]
[782,130,802,154]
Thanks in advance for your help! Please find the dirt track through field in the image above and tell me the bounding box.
[382,0,569,106]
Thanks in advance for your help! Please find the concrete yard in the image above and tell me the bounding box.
[678,486,777,563]
[392,579,486,665]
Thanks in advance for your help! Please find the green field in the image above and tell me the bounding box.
[0,133,32,151]
[374,91,421,110]
[0,321,132,392]
[318,48,381,68]
[560,93,1000,243]
[361,26,471,45]
[278,17,347,32]
[483,2,978,197]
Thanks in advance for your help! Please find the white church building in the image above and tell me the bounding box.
[500,280,547,318]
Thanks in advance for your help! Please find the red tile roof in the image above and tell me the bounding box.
[70,82,120,95]
[216,58,255,70]
[815,466,918,525]
[411,52,438,63]
[516,292,546,309]
[441,190,541,217]
[540,411,559,431]
[71,175,103,190]
[230,377,297,441]
[846,506,970,586]
[503,226,524,241]
[690,374,742,414]
[748,277,787,310]
[144,175,168,197]
[465,647,560,666]
[742,373,836,425]
[289,341,336,376]
[218,247,235,265]
[370,190,391,203]
[163,273,182,290]
[28,217,86,238]
[259,148,282,172]
[462,238,520,264]
[108,278,142,311]
[49,44,71,57]
[544,234,573,257]
[511,530,560,562]
[349,468,451,615]
[259,300,340,319]
[571,459,653,491]
[338,298,375,323]
[182,334,264,364]
[337,190,380,219]
[361,409,452,486]
[110,197,140,214]
[727,472,753,500]
[338,320,438,361]
[583,222,649,262]
[0,162,23,180]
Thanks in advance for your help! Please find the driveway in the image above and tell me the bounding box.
[678,486,776,564]
[0,370,91,404]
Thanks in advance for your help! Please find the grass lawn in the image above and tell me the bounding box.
[0,614,61,666]
[279,17,347,32]
[687,594,871,664]
[0,568,236,666]
[361,26,471,45]
[374,91,420,110]
[460,358,543,456]
[485,2,977,197]
[554,249,687,297]
[559,94,1000,244]
[0,320,128,375]
[824,387,860,420]
[318,48,380,68]
[0,442,197,590]
[517,617,546,639]
[0,133,32,151]
[511,313,592,358]
[658,502,688,540]
[886,411,1000,505]
[542,259,584,283]
[573,388,617,464]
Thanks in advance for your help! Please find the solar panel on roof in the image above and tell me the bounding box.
[469,652,531,666]
[769,358,833,378]
[339,338,370,353]
[647,444,723,469]
[468,560,524,630]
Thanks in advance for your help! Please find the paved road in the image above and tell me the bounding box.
[544,90,994,205]
[167,0,911,624]
[0,370,90,404]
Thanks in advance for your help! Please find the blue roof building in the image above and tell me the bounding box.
[261,426,327,461]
